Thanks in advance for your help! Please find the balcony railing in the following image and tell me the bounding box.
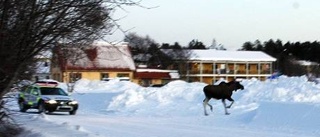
[189,69,272,75]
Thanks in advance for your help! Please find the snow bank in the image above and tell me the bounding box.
[105,76,320,116]
[73,79,140,93]
[237,76,320,104]
[107,80,207,116]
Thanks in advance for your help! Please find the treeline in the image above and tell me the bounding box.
[241,39,320,63]
[241,39,320,76]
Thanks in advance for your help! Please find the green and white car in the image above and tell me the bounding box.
[17,80,79,115]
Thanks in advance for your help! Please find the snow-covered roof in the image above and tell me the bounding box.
[67,42,136,70]
[190,49,276,62]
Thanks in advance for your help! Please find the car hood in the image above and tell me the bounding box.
[41,95,73,101]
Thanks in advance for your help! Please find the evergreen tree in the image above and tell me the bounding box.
[188,39,206,49]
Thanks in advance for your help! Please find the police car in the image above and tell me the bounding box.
[17,80,78,115]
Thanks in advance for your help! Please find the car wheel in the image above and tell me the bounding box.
[69,110,77,115]
[19,101,28,112]
[38,102,46,114]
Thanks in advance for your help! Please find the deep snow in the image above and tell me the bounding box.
[7,76,320,137]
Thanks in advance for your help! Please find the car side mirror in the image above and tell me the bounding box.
[32,91,39,96]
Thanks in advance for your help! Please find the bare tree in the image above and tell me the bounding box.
[0,0,143,97]
[0,0,144,134]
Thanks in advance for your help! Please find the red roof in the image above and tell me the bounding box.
[55,42,136,71]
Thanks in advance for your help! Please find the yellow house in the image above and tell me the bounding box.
[51,42,136,83]
[186,50,276,84]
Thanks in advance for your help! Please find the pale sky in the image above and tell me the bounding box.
[106,0,320,50]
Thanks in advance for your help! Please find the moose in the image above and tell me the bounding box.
[202,80,244,116]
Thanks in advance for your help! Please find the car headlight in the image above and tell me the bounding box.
[47,100,57,104]
[69,101,78,105]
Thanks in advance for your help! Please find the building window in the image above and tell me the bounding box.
[220,64,226,74]
[69,73,82,83]
[117,73,129,78]
[261,63,271,74]
[215,64,226,74]
[228,64,234,74]
[140,79,151,87]
[236,64,246,74]
[101,73,109,80]
[248,64,258,74]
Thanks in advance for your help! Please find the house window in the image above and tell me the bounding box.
[69,73,82,83]
[140,79,151,87]
[101,73,109,80]
[117,73,129,78]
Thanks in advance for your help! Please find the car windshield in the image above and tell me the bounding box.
[40,87,68,96]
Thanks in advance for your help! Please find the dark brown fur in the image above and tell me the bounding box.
[203,81,244,115]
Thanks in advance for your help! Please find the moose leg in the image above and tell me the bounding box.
[226,98,234,108]
[203,98,212,116]
[222,99,230,115]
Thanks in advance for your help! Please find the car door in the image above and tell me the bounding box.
[23,86,32,103]
[29,87,40,105]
